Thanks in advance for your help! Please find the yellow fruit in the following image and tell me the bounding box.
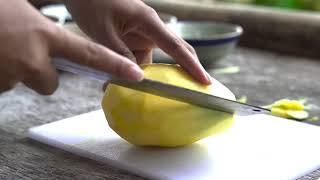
[272,99,304,110]
[268,99,309,120]
[101,64,236,147]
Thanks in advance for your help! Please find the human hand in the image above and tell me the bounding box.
[65,0,212,84]
[0,0,143,94]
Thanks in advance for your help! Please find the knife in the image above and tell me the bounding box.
[53,58,271,116]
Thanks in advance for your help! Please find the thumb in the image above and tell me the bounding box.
[49,26,144,81]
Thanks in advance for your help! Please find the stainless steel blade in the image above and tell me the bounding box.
[110,78,271,116]
[53,58,270,116]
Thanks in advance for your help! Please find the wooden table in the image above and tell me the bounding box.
[1,47,320,179]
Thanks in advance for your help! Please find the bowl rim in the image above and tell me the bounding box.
[168,21,243,46]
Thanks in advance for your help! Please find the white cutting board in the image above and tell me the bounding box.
[28,109,320,180]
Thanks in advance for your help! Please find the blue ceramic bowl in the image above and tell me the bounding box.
[154,21,243,66]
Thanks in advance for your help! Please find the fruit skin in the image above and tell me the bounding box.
[102,64,236,147]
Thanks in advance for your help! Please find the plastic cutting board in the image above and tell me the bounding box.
[28,110,320,180]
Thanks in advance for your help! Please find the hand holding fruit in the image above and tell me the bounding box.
[64,0,211,84]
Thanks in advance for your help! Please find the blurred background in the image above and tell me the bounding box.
[29,0,320,11]
[176,0,320,11]
[31,0,320,10]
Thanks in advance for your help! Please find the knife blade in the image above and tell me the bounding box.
[53,58,271,116]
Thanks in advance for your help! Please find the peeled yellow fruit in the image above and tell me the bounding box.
[102,64,236,147]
